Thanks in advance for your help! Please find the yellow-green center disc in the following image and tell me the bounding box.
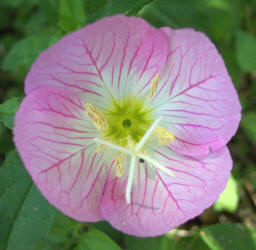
[103,97,153,146]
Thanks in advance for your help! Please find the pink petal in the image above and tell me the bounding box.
[25,15,168,106]
[152,28,241,156]
[100,146,232,237]
[14,86,107,222]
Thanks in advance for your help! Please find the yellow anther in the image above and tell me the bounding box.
[149,73,160,98]
[126,135,137,150]
[114,154,125,177]
[96,144,105,153]
[140,148,147,155]
[153,126,175,145]
[85,103,108,131]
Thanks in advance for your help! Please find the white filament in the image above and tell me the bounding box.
[94,138,132,155]
[125,155,136,204]
[137,153,175,177]
[135,116,162,152]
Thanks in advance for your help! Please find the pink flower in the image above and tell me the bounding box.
[14,15,241,236]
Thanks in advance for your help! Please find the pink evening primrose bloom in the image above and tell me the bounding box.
[14,15,241,237]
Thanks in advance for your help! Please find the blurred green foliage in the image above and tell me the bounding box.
[0,0,256,249]
[0,151,60,250]
[235,31,256,72]
[214,175,239,213]
[0,97,22,129]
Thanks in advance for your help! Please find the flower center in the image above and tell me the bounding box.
[85,73,176,204]
[103,97,153,147]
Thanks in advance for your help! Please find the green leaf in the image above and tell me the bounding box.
[2,31,55,72]
[243,164,256,204]
[85,0,108,14]
[179,236,211,250]
[48,215,79,244]
[41,0,59,26]
[235,31,256,72]
[0,150,60,250]
[124,234,172,250]
[200,224,256,250]
[139,0,208,29]
[213,175,239,212]
[0,124,14,155]
[85,0,154,24]
[31,214,84,250]
[58,0,86,33]
[0,97,22,115]
[206,9,241,44]
[169,233,211,250]
[125,0,154,16]
[219,46,242,89]
[75,228,121,250]
[242,112,256,145]
[24,9,48,35]
[0,97,22,129]
[93,221,123,242]
[248,227,256,246]
[125,232,211,250]
[0,0,40,8]
[139,0,242,44]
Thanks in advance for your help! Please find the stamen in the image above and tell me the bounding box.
[137,153,175,177]
[153,126,175,145]
[149,73,160,98]
[126,136,136,150]
[140,148,147,155]
[135,116,162,152]
[96,144,105,152]
[114,154,125,177]
[126,155,136,204]
[85,103,108,131]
